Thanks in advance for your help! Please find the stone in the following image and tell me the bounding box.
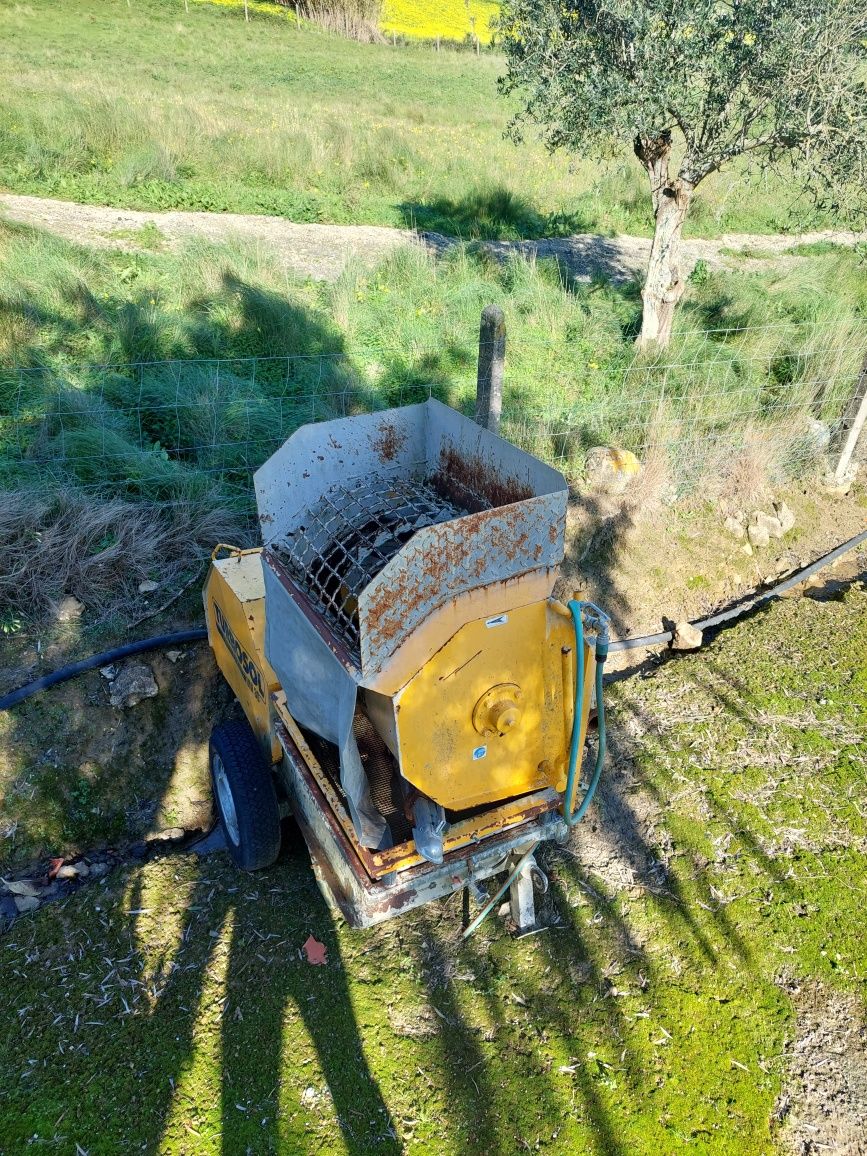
[821,467,856,496]
[805,417,831,453]
[747,522,770,549]
[138,580,159,594]
[108,662,158,708]
[774,501,796,535]
[724,515,746,540]
[752,511,784,540]
[99,665,118,681]
[740,543,754,556]
[146,827,185,843]
[88,862,110,878]
[672,621,704,651]
[775,552,800,576]
[584,447,641,496]
[13,894,40,914]
[2,877,41,897]
[165,650,183,663]
[55,864,81,880]
[54,595,84,623]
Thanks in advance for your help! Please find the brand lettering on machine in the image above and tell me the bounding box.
[214,601,265,702]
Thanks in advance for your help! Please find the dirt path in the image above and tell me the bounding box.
[1,192,863,283]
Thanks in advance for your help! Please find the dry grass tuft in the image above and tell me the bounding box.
[293,0,383,41]
[621,444,675,521]
[0,489,246,623]
[714,433,774,507]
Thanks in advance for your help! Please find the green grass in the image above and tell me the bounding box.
[1,218,864,515]
[0,0,835,240]
[0,582,864,1153]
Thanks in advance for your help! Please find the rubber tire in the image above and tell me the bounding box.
[209,720,281,871]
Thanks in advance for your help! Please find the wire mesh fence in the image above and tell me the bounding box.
[1,353,429,508]
[1,318,865,512]
[502,320,866,492]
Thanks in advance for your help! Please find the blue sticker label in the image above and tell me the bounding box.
[472,746,487,761]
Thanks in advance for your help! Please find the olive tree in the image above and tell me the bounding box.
[499,0,867,348]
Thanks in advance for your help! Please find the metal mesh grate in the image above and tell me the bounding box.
[274,475,479,650]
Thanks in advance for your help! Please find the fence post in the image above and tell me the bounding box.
[475,305,506,433]
[834,351,867,484]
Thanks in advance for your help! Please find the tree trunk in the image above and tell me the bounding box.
[634,134,694,351]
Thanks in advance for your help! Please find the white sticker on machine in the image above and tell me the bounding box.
[485,614,508,628]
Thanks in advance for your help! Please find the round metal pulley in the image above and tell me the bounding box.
[472,682,524,737]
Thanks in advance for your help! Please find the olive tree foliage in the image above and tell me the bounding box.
[498,0,867,348]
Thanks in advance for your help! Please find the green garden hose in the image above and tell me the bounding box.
[562,600,609,827]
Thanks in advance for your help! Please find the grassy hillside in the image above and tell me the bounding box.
[0,0,828,239]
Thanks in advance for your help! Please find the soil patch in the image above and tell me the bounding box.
[1,192,863,283]
[776,979,867,1155]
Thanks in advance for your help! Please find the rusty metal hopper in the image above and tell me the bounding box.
[255,398,568,674]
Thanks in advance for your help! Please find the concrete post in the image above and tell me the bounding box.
[834,352,867,484]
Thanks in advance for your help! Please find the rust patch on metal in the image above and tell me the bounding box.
[433,444,533,511]
[362,508,539,653]
[371,420,406,464]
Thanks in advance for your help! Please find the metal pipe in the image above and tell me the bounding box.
[462,843,540,939]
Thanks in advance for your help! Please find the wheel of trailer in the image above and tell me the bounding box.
[209,720,281,871]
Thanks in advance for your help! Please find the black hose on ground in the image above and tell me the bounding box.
[0,526,865,712]
[0,629,208,711]
[608,525,867,654]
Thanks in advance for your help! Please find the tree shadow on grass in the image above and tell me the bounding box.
[400,187,596,243]
[0,827,400,1153]
[3,533,841,1153]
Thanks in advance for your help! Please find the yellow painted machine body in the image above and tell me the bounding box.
[203,547,281,765]
[363,581,595,811]
[205,546,595,816]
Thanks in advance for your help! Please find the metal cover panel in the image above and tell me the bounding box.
[358,493,565,673]
[254,403,429,546]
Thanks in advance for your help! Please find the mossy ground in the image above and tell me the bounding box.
[1,578,864,1154]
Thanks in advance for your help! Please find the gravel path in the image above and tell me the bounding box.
[1,191,863,283]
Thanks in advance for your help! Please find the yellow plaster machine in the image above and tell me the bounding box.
[204,399,609,931]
